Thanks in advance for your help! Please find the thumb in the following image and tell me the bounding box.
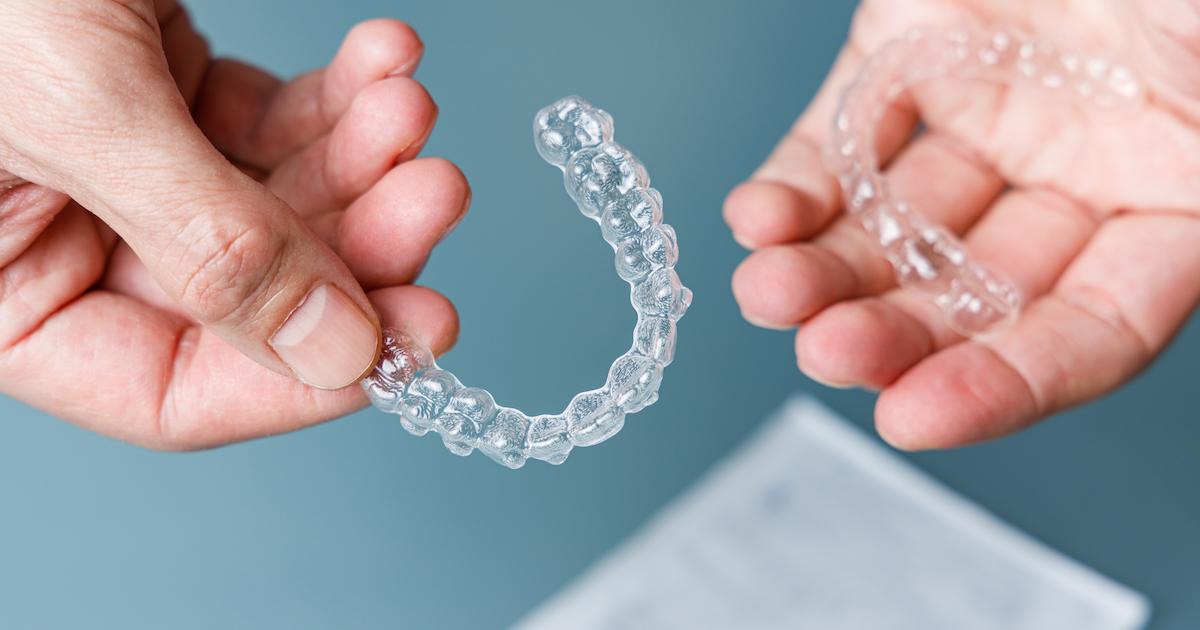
[0,2,381,389]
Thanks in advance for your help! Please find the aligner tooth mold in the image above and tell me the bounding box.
[362,96,691,469]
[827,25,1144,337]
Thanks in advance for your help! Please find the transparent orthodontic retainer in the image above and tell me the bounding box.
[362,97,691,469]
[827,25,1145,337]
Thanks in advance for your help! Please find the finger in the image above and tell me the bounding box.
[370,284,460,357]
[155,285,457,449]
[99,240,181,315]
[152,0,181,23]
[873,341,1039,450]
[102,156,468,307]
[960,189,1099,298]
[724,179,829,249]
[724,0,1015,252]
[194,18,424,170]
[795,187,1098,388]
[820,132,1003,294]
[159,4,210,106]
[792,189,1091,389]
[192,60,289,169]
[0,284,456,450]
[874,188,1100,351]
[103,156,470,306]
[731,242,859,329]
[336,158,470,288]
[266,76,437,216]
[731,133,1002,329]
[795,297,934,389]
[724,44,918,249]
[876,213,1200,449]
[873,290,1142,450]
[1056,214,1200,348]
[788,0,974,144]
[806,132,1003,299]
[320,19,425,121]
[0,182,70,269]
[0,205,103,349]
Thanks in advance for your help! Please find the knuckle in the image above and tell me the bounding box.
[175,215,287,325]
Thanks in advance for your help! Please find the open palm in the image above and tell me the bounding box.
[0,2,465,449]
[726,0,1200,448]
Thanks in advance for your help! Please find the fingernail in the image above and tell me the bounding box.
[388,58,421,77]
[742,312,793,331]
[270,284,381,389]
[806,372,856,390]
[442,188,471,239]
[398,105,438,162]
[731,231,758,250]
[387,39,424,77]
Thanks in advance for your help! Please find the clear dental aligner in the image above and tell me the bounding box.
[361,97,691,469]
[827,25,1144,336]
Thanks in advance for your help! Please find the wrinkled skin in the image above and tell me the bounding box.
[725,0,1200,449]
[0,0,465,449]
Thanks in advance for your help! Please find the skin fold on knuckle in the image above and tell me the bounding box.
[150,325,227,453]
[171,212,290,329]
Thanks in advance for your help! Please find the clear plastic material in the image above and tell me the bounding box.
[362,97,691,468]
[827,26,1144,336]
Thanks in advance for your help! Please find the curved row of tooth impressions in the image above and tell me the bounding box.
[826,25,1144,336]
[362,97,691,469]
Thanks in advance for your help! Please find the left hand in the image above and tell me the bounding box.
[724,0,1200,449]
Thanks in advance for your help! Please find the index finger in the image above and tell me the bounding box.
[726,37,915,249]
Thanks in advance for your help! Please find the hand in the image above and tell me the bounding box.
[0,1,466,449]
[725,0,1200,449]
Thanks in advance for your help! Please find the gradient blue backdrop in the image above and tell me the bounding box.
[1,1,1196,628]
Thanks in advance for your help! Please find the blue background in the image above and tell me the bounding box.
[1,1,1197,628]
